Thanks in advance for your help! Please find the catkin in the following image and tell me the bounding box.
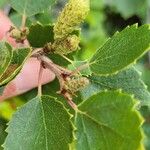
[54,0,90,39]
[53,35,80,55]
[64,77,89,94]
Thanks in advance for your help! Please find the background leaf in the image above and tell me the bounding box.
[3,95,74,150]
[141,106,150,150]
[75,91,144,150]
[81,67,150,106]
[0,0,9,8]
[0,119,7,150]
[104,0,147,19]
[90,24,150,75]
[0,86,5,95]
[27,23,54,48]
[10,0,56,17]
[0,42,13,78]
[0,47,31,86]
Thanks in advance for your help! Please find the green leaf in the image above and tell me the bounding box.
[136,64,150,91]
[0,101,15,120]
[89,24,150,75]
[48,53,74,67]
[0,47,31,86]
[3,95,74,150]
[75,91,143,150]
[140,106,150,149]
[0,42,13,78]
[0,119,7,150]
[10,12,32,28]
[27,23,54,48]
[81,67,150,106]
[35,12,53,25]
[10,0,55,17]
[0,0,9,8]
[0,86,5,95]
[143,123,150,149]
[105,0,147,19]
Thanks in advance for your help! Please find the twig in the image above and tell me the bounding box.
[39,55,62,77]
[39,55,65,89]
[21,14,26,29]
[52,63,71,74]
[61,90,78,110]
[70,63,89,76]
[67,99,78,110]
[38,55,79,110]
[32,48,43,57]
[61,54,73,64]
[37,55,90,110]
[60,54,82,75]
[38,61,44,96]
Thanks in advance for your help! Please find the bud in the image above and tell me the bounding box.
[43,42,54,53]
[64,76,89,94]
[10,28,22,41]
[53,35,80,55]
[54,0,90,39]
[9,27,29,43]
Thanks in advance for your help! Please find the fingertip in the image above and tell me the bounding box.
[0,58,55,101]
[0,10,16,46]
[0,81,17,101]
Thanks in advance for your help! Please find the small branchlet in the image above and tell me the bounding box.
[9,26,29,43]
[58,75,89,110]
[38,55,89,110]
[54,0,90,39]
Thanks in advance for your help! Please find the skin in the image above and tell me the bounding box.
[0,11,55,101]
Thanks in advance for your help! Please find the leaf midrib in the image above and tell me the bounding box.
[40,100,49,150]
[78,111,124,139]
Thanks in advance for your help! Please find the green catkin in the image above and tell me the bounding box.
[54,0,90,39]
[64,77,89,94]
[53,35,80,55]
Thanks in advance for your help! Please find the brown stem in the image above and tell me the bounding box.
[38,61,44,96]
[52,63,71,74]
[37,55,87,110]
[39,55,62,77]
[67,100,78,110]
[39,55,65,89]
[62,91,78,110]
[32,48,43,57]
[70,63,89,76]
[60,54,73,64]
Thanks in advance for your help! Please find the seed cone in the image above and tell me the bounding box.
[54,0,90,39]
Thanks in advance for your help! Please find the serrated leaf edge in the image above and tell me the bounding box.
[0,47,32,86]
[89,24,150,76]
[2,94,76,149]
[77,90,145,149]
[0,42,13,79]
